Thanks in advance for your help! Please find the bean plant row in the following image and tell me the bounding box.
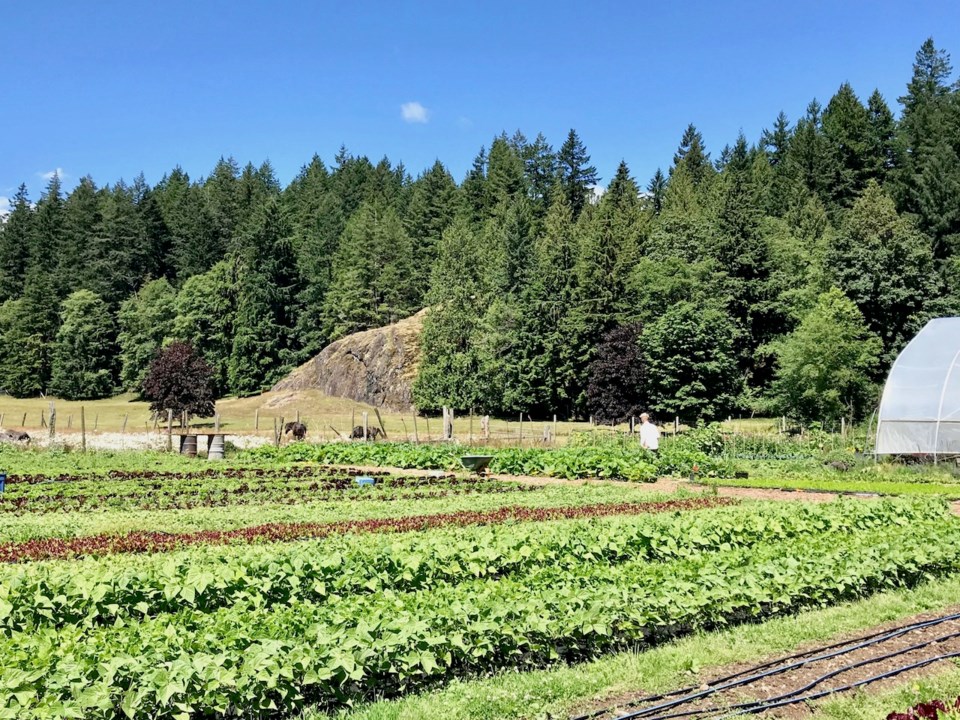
[3,515,958,719]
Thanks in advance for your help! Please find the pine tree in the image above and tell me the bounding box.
[647,169,666,215]
[786,100,833,206]
[671,123,713,188]
[320,202,417,340]
[822,83,872,208]
[865,90,899,183]
[0,185,32,300]
[557,129,599,220]
[520,132,557,218]
[49,290,117,400]
[403,160,459,292]
[61,177,101,296]
[228,199,299,394]
[412,219,487,412]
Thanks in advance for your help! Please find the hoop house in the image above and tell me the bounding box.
[876,317,960,456]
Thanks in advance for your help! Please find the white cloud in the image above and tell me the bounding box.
[0,197,10,219]
[37,167,67,182]
[400,102,429,124]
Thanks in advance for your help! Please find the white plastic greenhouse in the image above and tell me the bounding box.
[876,317,960,457]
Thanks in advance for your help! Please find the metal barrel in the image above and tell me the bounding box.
[180,435,197,457]
[208,434,225,460]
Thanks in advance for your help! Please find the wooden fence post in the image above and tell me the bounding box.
[121,414,128,434]
[518,413,523,445]
[424,415,432,442]
[413,414,420,444]
[80,406,86,452]
[21,412,26,428]
[94,414,98,430]
[166,409,173,452]
[48,402,56,442]
[374,408,387,439]
[362,411,369,441]
[469,408,474,444]
[552,415,557,444]
[40,410,46,429]
[67,414,72,430]
[255,408,259,431]
[215,413,221,433]
[400,416,409,441]
[482,415,490,440]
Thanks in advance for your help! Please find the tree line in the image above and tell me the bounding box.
[1,39,958,425]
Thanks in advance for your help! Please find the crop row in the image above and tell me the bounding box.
[0,476,532,515]
[5,465,395,486]
[249,441,727,480]
[2,519,958,719]
[0,499,934,633]
[0,497,733,562]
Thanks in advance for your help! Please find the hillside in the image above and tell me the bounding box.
[271,309,426,411]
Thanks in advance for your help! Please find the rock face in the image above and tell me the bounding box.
[272,310,426,411]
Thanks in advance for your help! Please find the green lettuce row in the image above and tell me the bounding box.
[1,519,958,719]
[0,499,937,633]
[247,442,685,480]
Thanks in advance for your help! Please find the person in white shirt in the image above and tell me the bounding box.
[639,413,660,452]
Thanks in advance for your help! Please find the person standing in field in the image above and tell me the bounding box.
[639,413,660,452]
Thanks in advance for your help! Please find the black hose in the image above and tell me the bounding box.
[582,612,960,720]
[722,649,960,717]
[643,628,960,720]
[570,617,926,720]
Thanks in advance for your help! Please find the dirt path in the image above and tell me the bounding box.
[571,607,960,719]
[322,464,845,503]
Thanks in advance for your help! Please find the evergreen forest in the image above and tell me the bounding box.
[2,39,959,425]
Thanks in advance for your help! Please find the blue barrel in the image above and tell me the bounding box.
[355,476,375,487]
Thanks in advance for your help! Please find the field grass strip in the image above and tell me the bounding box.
[0,496,735,562]
[303,575,960,720]
[709,476,960,499]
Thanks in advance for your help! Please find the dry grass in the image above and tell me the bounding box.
[0,391,601,446]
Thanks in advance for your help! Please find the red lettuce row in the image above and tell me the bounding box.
[0,497,736,562]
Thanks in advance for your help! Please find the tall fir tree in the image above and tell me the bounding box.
[557,129,599,220]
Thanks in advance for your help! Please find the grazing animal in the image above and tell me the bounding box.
[0,430,30,444]
[284,421,307,441]
[349,425,383,441]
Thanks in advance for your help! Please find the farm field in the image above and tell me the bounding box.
[3,429,960,718]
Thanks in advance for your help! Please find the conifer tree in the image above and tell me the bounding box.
[0,185,32,301]
[320,202,417,341]
[557,129,599,220]
[671,124,713,188]
[228,199,298,395]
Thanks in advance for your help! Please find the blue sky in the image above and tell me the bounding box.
[2,1,959,211]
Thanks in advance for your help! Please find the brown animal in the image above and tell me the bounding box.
[284,421,307,441]
[349,425,383,441]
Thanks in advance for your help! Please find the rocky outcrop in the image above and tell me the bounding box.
[272,310,426,411]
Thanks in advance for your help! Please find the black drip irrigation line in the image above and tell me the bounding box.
[642,628,960,720]
[718,649,960,718]
[570,611,960,720]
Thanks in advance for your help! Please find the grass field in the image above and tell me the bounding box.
[0,390,599,445]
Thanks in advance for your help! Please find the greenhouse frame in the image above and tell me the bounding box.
[876,317,960,457]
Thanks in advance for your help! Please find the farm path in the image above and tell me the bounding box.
[316,463,960,514]
[570,606,960,720]
[319,463,842,502]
